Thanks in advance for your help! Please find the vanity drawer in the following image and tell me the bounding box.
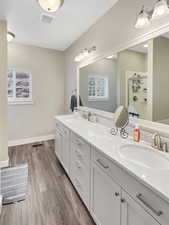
[71,141,90,176]
[70,156,90,209]
[71,156,90,197]
[93,148,169,225]
[71,133,90,166]
[70,133,91,209]
[72,133,88,147]
[94,149,113,176]
[72,142,90,169]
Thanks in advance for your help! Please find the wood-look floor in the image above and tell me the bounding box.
[0,140,95,225]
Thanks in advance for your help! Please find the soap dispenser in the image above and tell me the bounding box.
[133,124,140,142]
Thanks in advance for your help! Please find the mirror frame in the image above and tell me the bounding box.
[76,24,169,137]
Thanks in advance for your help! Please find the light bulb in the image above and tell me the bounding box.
[152,0,169,20]
[106,54,117,59]
[83,49,89,57]
[74,56,80,62]
[74,52,84,62]
[79,52,84,61]
[135,7,150,29]
[143,44,148,48]
[38,0,64,12]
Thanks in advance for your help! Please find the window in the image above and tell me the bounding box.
[88,76,108,101]
[8,69,32,104]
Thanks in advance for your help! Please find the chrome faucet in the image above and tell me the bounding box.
[152,133,161,149]
[152,133,168,152]
[87,112,92,121]
[88,112,97,122]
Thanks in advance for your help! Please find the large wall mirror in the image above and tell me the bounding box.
[79,31,169,125]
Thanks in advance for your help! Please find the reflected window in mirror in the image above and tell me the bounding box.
[88,76,108,101]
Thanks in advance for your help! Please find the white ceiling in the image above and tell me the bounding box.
[0,0,119,50]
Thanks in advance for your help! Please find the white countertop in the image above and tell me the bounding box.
[54,114,169,204]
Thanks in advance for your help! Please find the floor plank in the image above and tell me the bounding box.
[0,140,95,225]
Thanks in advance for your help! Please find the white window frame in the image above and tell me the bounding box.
[88,76,109,101]
[8,69,33,105]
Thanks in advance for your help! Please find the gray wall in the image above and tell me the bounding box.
[8,43,65,141]
[0,21,8,162]
[79,58,117,112]
[152,36,169,121]
[65,0,169,113]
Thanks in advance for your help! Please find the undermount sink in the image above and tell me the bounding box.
[118,144,169,170]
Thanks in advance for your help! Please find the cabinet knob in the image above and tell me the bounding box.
[115,192,120,197]
[121,198,125,203]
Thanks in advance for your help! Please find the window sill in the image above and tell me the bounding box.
[88,98,109,102]
[8,101,33,105]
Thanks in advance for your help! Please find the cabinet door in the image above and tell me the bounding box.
[91,163,121,225]
[121,191,160,225]
[55,129,63,163]
[62,128,70,174]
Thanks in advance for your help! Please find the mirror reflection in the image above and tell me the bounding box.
[79,31,169,125]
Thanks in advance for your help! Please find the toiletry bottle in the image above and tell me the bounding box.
[134,124,140,142]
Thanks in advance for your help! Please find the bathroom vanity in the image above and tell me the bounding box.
[54,114,169,225]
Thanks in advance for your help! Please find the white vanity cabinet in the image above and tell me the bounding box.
[55,121,70,175]
[91,162,121,225]
[55,118,169,225]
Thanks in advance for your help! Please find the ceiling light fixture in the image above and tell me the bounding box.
[152,0,169,20]
[38,0,64,12]
[135,6,150,29]
[74,46,96,62]
[7,31,15,42]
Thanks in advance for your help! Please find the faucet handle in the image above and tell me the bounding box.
[162,142,168,152]
[152,133,159,148]
[152,132,161,149]
[152,132,159,139]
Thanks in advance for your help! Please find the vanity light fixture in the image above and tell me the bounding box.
[74,46,96,62]
[7,31,15,42]
[135,1,169,29]
[38,0,64,12]
[135,6,150,29]
[152,0,169,20]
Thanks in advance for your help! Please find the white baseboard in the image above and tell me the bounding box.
[8,134,55,147]
[0,159,9,168]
